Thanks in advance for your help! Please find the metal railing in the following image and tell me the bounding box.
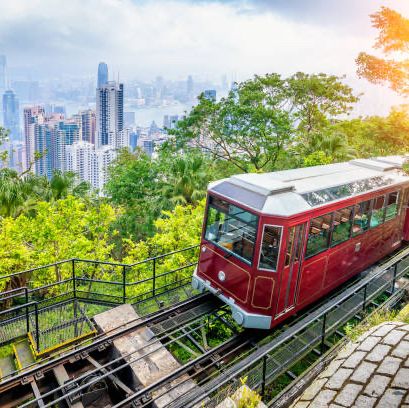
[0,244,200,352]
[168,245,409,407]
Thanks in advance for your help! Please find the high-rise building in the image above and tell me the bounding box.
[97,62,109,88]
[66,141,98,189]
[15,143,26,173]
[3,90,20,140]
[96,81,124,147]
[65,141,117,193]
[24,106,45,167]
[204,89,216,102]
[163,114,179,130]
[130,131,138,151]
[0,55,7,90]
[109,128,130,149]
[79,109,96,144]
[143,139,155,157]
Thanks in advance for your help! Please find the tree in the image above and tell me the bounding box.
[334,107,409,157]
[161,152,209,205]
[171,73,357,173]
[49,170,90,200]
[0,196,117,291]
[357,7,409,94]
[0,169,45,218]
[105,149,165,242]
[287,72,358,135]
[172,75,293,172]
[301,130,356,162]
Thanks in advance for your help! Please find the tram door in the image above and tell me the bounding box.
[275,223,307,317]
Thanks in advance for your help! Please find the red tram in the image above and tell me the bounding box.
[192,156,409,329]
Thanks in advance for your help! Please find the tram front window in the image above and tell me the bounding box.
[205,196,258,264]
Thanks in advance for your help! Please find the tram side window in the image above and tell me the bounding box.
[370,195,385,228]
[205,196,259,264]
[259,225,282,271]
[385,191,399,221]
[306,213,332,258]
[331,206,353,246]
[352,200,371,236]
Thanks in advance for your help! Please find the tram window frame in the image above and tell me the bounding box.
[331,206,354,247]
[204,195,259,265]
[352,199,372,236]
[370,195,386,228]
[385,191,399,221]
[305,212,332,259]
[258,225,283,272]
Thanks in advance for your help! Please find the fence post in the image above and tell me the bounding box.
[320,313,327,355]
[35,303,40,353]
[152,258,156,298]
[122,265,127,304]
[261,355,267,397]
[362,284,367,312]
[25,288,29,333]
[72,259,76,299]
[391,263,398,294]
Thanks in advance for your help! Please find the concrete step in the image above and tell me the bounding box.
[13,338,35,370]
[0,355,15,379]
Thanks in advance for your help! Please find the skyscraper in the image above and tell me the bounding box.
[65,142,117,193]
[79,109,96,144]
[97,62,108,88]
[96,81,124,147]
[24,106,45,167]
[203,89,216,102]
[2,90,20,140]
[0,55,7,90]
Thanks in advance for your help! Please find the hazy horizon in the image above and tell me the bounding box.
[1,0,409,115]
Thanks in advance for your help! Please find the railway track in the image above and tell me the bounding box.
[73,244,409,408]
[0,293,219,402]
[2,245,409,407]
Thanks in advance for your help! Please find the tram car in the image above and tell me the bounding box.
[192,156,409,329]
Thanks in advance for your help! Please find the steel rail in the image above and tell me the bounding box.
[19,306,227,408]
[0,292,213,391]
[172,247,409,407]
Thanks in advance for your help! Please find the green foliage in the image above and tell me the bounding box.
[171,72,356,173]
[303,151,333,167]
[236,378,262,408]
[0,196,116,290]
[122,199,205,264]
[396,303,409,323]
[288,72,358,135]
[357,7,409,94]
[106,148,213,245]
[344,309,398,341]
[335,107,409,157]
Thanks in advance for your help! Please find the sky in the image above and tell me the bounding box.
[1,0,409,114]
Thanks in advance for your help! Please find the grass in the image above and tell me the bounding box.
[0,344,13,359]
[344,303,408,342]
[396,303,409,323]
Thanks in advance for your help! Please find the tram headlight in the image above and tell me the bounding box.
[218,271,226,282]
[232,310,244,326]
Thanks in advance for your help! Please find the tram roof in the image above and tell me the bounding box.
[209,156,409,216]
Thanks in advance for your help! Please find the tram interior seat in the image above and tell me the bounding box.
[322,214,332,229]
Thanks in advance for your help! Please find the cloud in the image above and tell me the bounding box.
[0,0,372,77]
[0,0,407,114]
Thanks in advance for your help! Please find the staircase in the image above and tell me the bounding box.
[13,338,35,371]
[0,336,36,380]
